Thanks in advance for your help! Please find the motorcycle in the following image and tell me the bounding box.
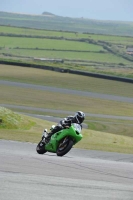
[36,123,83,157]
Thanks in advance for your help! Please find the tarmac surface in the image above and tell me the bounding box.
[0,140,133,200]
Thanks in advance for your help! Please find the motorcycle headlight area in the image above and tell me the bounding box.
[73,123,82,133]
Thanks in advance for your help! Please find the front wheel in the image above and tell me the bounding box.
[36,140,47,154]
[57,137,74,157]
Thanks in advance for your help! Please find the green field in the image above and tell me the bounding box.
[1,25,133,45]
[1,49,130,64]
[0,36,103,51]
[0,25,133,78]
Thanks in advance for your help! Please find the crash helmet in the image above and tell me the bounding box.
[74,111,85,124]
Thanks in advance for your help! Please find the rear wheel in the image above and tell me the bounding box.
[36,140,47,154]
[57,137,73,157]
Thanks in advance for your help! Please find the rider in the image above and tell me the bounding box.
[44,111,85,143]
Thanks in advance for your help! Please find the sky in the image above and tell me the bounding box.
[0,0,133,22]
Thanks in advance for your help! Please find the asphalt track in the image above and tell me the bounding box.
[0,140,133,200]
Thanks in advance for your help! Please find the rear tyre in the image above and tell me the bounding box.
[57,138,73,157]
[36,140,47,154]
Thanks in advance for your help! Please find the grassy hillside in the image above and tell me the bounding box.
[0,25,133,78]
[1,11,133,36]
[0,107,133,154]
[0,107,53,142]
[0,107,35,129]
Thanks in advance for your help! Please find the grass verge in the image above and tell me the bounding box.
[1,64,133,98]
[1,84,133,116]
[0,107,133,154]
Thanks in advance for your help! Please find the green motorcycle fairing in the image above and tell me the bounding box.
[45,124,83,153]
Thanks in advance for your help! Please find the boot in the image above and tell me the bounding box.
[45,126,62,143]
[42,129,48,140]
[45,131,53,143]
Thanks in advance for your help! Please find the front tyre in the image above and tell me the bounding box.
[36,140,47,154]
[57,138,73,157]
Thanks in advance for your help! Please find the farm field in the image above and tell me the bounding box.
[0,36,104,51]
[1,49,130,64]
[1,25,133,46]
[0,25,133,78]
